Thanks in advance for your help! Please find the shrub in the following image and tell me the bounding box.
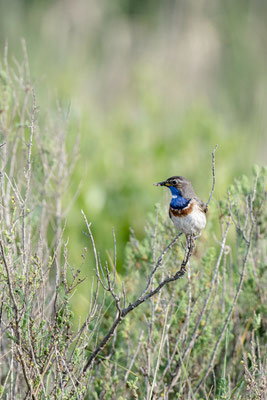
[0,48,266,400]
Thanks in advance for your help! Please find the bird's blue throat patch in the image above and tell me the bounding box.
[169,186,190,209]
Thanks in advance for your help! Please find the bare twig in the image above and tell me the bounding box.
[148,304,170,400]
[79,224,189,378]
[206,144,218,208]
[140,232,183,298]
[123,330,144,385]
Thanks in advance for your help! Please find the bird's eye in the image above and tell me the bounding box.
[171,180,177,185]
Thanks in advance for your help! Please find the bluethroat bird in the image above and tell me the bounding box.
[154,176,207,235]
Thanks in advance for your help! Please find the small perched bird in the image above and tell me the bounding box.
[154,176,207,235]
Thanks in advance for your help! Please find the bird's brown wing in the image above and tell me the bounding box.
[194,197,208,214]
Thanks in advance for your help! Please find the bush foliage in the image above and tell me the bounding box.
[0,50,266,400]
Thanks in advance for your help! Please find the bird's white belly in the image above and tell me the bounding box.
[170,206,206,235]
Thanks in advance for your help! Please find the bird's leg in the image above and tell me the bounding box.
[187,234,194,258]
[182,234,197,267]
[185,234,190,249]
[189,234,196,256]
[181,234,191,269]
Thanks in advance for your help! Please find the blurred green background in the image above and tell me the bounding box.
[1,0,266,277]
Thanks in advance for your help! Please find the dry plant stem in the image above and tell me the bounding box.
[206,144,218,208]
[0,241,18,314]
[123,330,144,385]
[140,232,183,298]
[22,87,36,273]
[148,304,170,400]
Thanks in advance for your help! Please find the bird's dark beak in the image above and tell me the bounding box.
[153,181,167,187]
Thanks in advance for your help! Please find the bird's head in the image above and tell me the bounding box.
[154,176,195,198]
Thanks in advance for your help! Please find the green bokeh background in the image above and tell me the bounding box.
[1,0,266,311]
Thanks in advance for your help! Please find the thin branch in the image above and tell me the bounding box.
[123,330,144,385]
[148,304,170,400]
[206,144,218,208]
[0,240,19,315]
[140,232,183,298]
[80,229,189,378]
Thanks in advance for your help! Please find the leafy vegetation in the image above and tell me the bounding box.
[0,1,267,398]
[0,52,266,399]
